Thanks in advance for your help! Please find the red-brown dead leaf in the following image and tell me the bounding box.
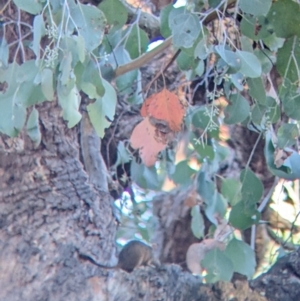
[140,97,152,117]
[145,89,185,132]
[130,117,167,167]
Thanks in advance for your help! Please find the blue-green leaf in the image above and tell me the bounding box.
[87,79,117,137]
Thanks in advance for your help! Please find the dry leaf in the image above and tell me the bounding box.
[142,89,185,132]
[130,117,167,166]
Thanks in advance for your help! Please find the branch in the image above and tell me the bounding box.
[114,0,237,79]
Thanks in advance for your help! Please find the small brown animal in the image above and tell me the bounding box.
[80,240,160,272]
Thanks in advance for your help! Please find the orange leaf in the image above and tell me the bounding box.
[140,97,152,117]
[130,117,167,167]
[147,88,185,132]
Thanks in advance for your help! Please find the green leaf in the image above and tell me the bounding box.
[224,93,250,125]
[57,83,82,128]
[59,51,72,86]
[254,49,275,74]
[191,205,204,239]
[239,0,271,16]
[215,45,241,73]
[87,79,117,137]
[277,36,300,84]
[113,141,132,167]
[160,3,173,38]
[280,79,300,120]
[176,51,196,71]
[172,160,195,185]
[247,77,267,105]
[236,50,262,78]
[192,107,219,138]
[240,168,263,205]
[267,0,300,38]
[263,34,285,52]
[195,60,205,77]
[221,178,241,206]
[114,47,138,95]
[169,9,200,48]
[266,97,280,123]
[26,107,41,146]
[240,15,270,41]
[68,0,106,52]
[197,172,214,202]
[205,192,227,225]
[193,143,215,162]
[230,73,244,91]
[0,38,9,68]
[225,238,256,278]
[81,60,105,99]
[202,248,234,283]
[251,103,266,125]
[124,25,149,59]
[229,201,260,230]
[194,37,211,60]
[98,0,128,30]
[41,68,54,101]
[277,124,298,148]
[32,15,45,60]
[130,160,162,190]
[13,0,43,14]
[209,0,222,8]
[0,61,44,136]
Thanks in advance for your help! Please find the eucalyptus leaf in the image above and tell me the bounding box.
[124,25,149,59]
[68,0,106,52]
[0,38,9,68]
[26,107,41,146]
[169,9,200,49]
[221,178,241,206]
[160,3,173,38]
[202,249,234,283]
[57,83,82,128]
[191,205,204,239]
[267,0,300,38]
[87,79,117,137]
[277,124,298,149]
[32,15,45,61]
[98,0,128,30]
[41,68,54,101]
[236,50,262,78]
[247,77,266,105]
[239,0,271,16]
[224,93,250,125]
[277,36,300,84]
[13,0,43,14]
[229,201,260,230]
[240,168,263,205]
[225,238,256,278]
